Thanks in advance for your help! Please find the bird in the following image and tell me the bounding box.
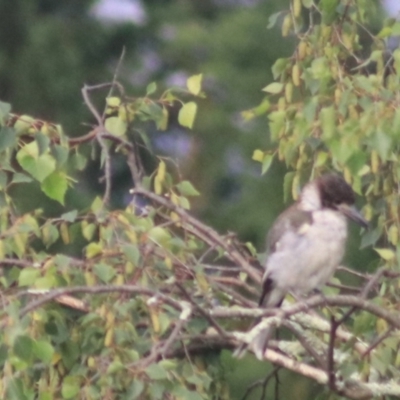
[235,173,368,360]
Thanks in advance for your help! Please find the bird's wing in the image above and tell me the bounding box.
[266,204,313,253]
[259,205,313,306]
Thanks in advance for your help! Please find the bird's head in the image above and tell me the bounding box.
[300,174,368,228]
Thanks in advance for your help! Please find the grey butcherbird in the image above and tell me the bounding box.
[235,174,368,360]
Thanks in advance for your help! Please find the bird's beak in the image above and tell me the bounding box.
[337,204,369,229]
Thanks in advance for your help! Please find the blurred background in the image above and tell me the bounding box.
[0,0,394,398]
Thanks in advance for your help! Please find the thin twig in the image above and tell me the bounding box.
[159,302,192,356]
[18,285,183,317]
[211,294,400,329]
[175,282,228,337]
[132,187,262,284]
[211,280,257,307]
[241,366,280,400]
[361,327,394,359]
[103,47,126,119]
[97,134,112,204]
[81,85,104,126]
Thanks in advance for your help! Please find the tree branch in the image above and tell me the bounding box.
[132,187,262,284]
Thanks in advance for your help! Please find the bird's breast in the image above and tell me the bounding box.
[265,210,347,295]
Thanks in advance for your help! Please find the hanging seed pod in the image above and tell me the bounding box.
[334,87,341,106]
[344,167,352,184]
[363,204,373,221]
[293,0,302,18]
[285,82,293,103]
[292,63,301,87]
[371,150,379,174]
[282,14,292,37]
[292,173,301,200]
[298,41,307,60]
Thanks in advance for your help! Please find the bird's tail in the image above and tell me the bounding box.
[233,316,275,360]
[251,322,274,360]
[233,285,284,360]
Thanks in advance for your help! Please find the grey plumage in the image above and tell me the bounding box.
[235,174,367,360]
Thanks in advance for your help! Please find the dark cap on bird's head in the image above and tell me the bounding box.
[312,174,368,228]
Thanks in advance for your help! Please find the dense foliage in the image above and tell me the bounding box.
[1,0,400,399]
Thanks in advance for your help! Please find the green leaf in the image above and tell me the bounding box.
[271,58,289,80]
[261,154,274,175]
[176,180,200,196]
[11,173,33,184]
[252,149,264,162]
[329,138,354,164]
[33,340,54,363]
[71,152,87,170]
[319,106,336,139]
[377,26,394,39]
[42,223,60,247]
[91,196,103,213]
[262,82,283,94]
[18,268,40,287]
[374,248,395,261]
[0,127,17,151]
[35,275,57,289]
[127,380,145,400]
[93,263,116,283]
[310,57,330,80]
[82,222,96,241]
[41,171,68,205]
[61,210,78,223]
[268,110,285,141]
[320,0,339,24]
[122,244,140,265]
[14,115,34,136]
[86,242,103,259]
[179,196,190,209]
[148,227,171,245]
[107,360,124,374]
[267,11,281,29]
[52,145,69,167]
[158,359,178,370]
[16,142,56,182]
[187,74,203,95]
[146,82,157,95]
[36,132,50,155]
[105,116,127,137]
[346,151,367,175]
[55,254,72,268]
[371,131,391,161]
[105,96,121,107]
[6,378,27,400]
[13,335,34,361]
[18,140,39,158]
[178,102,197,129]
[145,363,169,380]
[61,376,80,399]
[0,101,11,123]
